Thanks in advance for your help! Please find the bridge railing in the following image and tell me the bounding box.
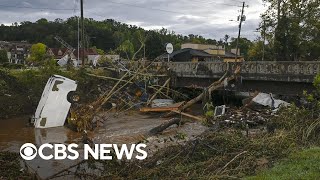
[166,61,320,82]
[167,61,320,75]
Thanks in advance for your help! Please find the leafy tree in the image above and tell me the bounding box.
[248,40,274,61]
[229,37,253,60]
[117,40,134,60]
[132,30,148,60]
[92,46,105,55]
[28,43,47,62]
[224,34,230,47]
[0,17,258,60]
[261,0,320,61]
[0,49,8,63]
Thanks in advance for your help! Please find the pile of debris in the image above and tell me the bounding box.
[213,92,290,133]
[30,57,246,132]
[68,60,174,131]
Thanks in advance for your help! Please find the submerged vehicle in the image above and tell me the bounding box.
[32,75,78,128]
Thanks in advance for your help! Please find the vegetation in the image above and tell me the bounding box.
[0,17,228,60]
[27,42,47,63]
[247,147,320,179]
[257,0,320,61]
[0,151,34,179]
[0,49,8,63]
[0,17,272,61]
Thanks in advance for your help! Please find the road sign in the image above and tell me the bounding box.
[166,43,173,54]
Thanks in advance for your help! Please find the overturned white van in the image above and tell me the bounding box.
[33,75,78,128]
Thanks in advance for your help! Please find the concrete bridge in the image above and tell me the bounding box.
[166,61,320,95]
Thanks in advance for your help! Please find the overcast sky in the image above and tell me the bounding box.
[0,0,268,40]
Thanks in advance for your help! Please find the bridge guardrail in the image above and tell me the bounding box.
[166,61,320,82]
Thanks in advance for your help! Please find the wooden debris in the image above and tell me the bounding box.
[165,64,241,117]
[86,73,133,83]
[147,78,171,105]
[149,118,181,135]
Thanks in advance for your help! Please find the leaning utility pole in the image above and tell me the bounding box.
[234,1,246,62]
[80,0,85,67]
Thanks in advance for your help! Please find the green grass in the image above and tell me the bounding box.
[247,147,320,180]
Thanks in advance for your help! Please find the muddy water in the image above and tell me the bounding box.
[0,112,165,152]
[0,116,35,152]
[0,116,82,152]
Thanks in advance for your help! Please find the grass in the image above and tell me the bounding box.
[247,147,320,180]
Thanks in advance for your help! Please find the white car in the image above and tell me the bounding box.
[33,75,78,128]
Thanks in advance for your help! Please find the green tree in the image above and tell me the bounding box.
[248,40,274,61]
[224,34,230,47]
[0,17,228,60]
[92,46,105,55]
[0,49,8,63]
[28,43,47,62]
[261,0,320,61]
[229,37,253,60]
[117,40,134,60]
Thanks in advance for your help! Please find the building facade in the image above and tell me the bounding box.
[0,41,31,64]
[181,43,244,62]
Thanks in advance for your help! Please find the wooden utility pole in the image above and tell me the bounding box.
[262,19,266,61]
[277,0,281,23]
[80,0,85,67]
[235,1,246,62]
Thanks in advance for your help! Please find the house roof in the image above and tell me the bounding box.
[157,48,212,60]
[176,48,212,57]
[73,48,98,58]
[48,48,98,59]
[48,48,68,59]
[224,51,241,58]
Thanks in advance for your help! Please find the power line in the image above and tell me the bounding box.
[182,0,242,7]
[0,4,78,11]
[0,0,245,15]
[73,0,78,14]
[86,9,209,21]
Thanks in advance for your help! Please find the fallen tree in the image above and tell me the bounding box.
[149,118,181,135]
[165,64,241,117]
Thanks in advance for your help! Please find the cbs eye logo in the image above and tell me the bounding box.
[20,143,37,160]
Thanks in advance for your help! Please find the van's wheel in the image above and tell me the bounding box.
[67,91,80,103]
